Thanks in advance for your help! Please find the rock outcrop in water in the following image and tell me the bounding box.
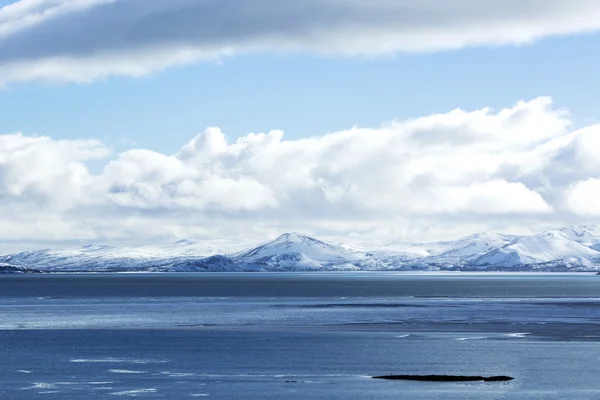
[372,374,514,382]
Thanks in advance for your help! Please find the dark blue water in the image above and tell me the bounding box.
[1,273,600,399]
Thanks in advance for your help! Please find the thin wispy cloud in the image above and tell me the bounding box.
[1,0,600,83]
[2,98,599,246]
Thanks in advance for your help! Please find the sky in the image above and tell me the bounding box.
[1,0,600,252]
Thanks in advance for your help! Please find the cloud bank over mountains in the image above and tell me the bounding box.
[2,0,600,83]
[2,97,600,248]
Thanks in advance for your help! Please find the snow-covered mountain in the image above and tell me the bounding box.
[0,239,255,272]
[2,226,600,273]
[234,233,367,271]
[472,230,600,268]
[558,225,600,247]
[365,232,516,261]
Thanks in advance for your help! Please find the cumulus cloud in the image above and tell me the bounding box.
[563,179,600,216]
[2,97,600,249]
[0,133,110,207]
[2,0,600,83]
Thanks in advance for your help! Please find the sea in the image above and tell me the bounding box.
[1,272,599,399]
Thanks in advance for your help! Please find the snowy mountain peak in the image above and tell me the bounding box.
[460,232,516,243]
[377,231,516,260]
[236,233,364,268]
[473,229,600,267]
[271,232,323,245]
[3,227,600,272]
[558,225,600,246]
[79,244,115,252]
[174,239,198,246]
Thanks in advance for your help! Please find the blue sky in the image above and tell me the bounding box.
[2,33,600,154]
[2,0,600,250]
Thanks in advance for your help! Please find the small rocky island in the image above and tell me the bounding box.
[372,375,514,382]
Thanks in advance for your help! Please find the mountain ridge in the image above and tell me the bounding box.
[2,225,600,273]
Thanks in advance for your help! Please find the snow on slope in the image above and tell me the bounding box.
[558,225,600,246]
[236,233,364,261]
[2,226,600,272]
[372,233,516,261]
[472,230,600,267]
[234,233,368,271]
[425,233,516,263]
[1,239,255,272]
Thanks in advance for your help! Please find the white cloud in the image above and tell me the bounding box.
[1,0,600,83]
[563,179,600,216]
[2,97,600,249]
[0,133,110,208]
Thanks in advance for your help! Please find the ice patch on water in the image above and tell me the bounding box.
[200,373,272,378]
[109,369,147,374]
[507,332,531,338]
[71,357,166,364]
[111,388,157,396]
[273,373,362,379]
[158,371,195,377]
[23,381,114,392]
[32,383,58,389]
[18,370,33,373]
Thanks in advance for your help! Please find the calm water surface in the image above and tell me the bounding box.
[1,272,599,399]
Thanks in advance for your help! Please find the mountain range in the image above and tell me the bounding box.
[2,226,600,273]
